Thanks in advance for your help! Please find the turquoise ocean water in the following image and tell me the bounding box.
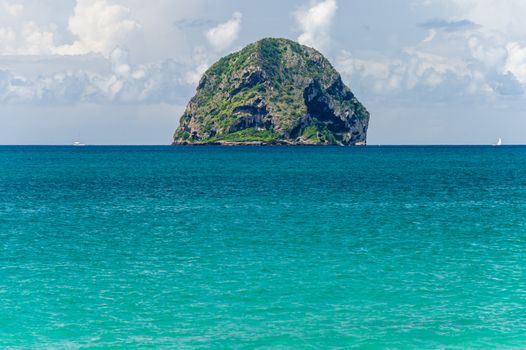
[1,146,526,349]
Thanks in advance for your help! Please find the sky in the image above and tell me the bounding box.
[1,0,525,145]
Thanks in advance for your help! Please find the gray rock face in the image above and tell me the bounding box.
[173,38,370,145]
[301,79,368,145]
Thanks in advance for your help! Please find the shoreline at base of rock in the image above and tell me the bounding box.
[171,141,367,146]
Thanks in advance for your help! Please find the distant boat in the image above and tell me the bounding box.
[493,138,502,146]
[73,141,85,146]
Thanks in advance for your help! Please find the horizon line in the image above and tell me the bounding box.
[1,144,525,147]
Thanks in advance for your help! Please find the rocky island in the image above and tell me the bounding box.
[173,38,370,145]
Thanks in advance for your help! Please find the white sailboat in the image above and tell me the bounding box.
[493,138,502,146]
[73,141,85,146]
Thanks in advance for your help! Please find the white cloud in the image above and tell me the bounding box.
[185,62,209,86]
[0,0,139,56]
[205,12,242,51]
[0,21,56,55]
[19,22,56,55]
[57,0,140,56]
[447,0,526,39]
[336,44,497,98]
[0,49,197,104]
[422,29,437,43]
[110,48,132,78]
[1,1,23,17]
[438,0,526,89]
[335,0,526,99]
[1,0,525,105]
[295,0,337,51]
[184,48,210,86]
[0,27,17,54]
[466,34,507,69]
[505,43,526,85]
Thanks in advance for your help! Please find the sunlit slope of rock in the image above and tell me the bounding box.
[173,38,369,145]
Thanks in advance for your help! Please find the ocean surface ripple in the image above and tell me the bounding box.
[1,146,526,349]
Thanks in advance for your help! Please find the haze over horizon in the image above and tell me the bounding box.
[1,0,526,145]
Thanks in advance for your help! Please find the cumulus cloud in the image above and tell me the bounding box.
[338,34,525,99]
[0,49,196,105]
[2,0,526,105]
[295,0,337,51]
[447,0,526,39]
[336,43,500,100]
[505,43,526,85]
[57,0,140,56]
[0,21,56,55]
[336,33,524,101]
[336,0,526,100]
[447,0,526,88]
[0,0,212,105]
[183,47,211,85]
[433,1,526,83]
[0,0,139,56]
[1,1,23,17]
[205,12,242,51]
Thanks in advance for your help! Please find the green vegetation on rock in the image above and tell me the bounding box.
[173,38,370,145]
[209,129,278,143]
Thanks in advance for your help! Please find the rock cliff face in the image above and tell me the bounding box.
[173,38,370,145]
